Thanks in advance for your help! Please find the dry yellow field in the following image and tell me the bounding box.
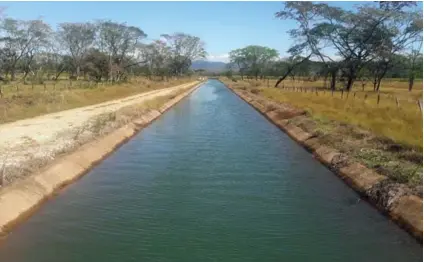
[232,78,423,149]
[0,77,194,124]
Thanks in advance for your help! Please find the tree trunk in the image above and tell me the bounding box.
[54,67,65,81]
[346,76,355,91]
[10,69,15,81]
[409,74,414,91]
[330,71,336,91]
[323,74,328,89]
[23,70,29,84]
[275,54,311,88]
[76,66,80,81]
[373,76,378,91]
[376,76,383,92]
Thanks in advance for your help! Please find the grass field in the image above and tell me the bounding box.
[0,77,194,124]
[231,78,423,149]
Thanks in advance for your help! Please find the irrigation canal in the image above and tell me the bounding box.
[0,80,421,261]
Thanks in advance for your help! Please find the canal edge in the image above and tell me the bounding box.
[0,81,204,238]
[222,80,423,243]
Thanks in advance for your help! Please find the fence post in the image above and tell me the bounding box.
[417,99,422,113]
[395,97,400,108]
[377,92,380,105]
[315,87,318,96]
[341,90,344,99]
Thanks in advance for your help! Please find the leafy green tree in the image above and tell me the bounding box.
[229,45,279,80]
[276,1,421,90]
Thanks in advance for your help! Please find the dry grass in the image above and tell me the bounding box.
[235,76,423,101]
[0,77,193,124]
[289,115,423,186]
[231,78,423,149]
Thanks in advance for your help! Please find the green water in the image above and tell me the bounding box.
[0,80,421,261]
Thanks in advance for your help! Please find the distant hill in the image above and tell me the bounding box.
[191,60,227,72]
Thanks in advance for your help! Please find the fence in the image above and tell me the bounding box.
[272,84,423,113]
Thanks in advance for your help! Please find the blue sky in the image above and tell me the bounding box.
[0,1,409,62]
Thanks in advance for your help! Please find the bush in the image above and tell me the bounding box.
[250,88,260,94]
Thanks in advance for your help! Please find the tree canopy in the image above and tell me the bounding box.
[0,15,206,83]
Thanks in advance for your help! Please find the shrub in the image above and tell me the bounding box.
[250,88,260,94]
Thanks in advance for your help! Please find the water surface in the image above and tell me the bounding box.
[0,80,421,261]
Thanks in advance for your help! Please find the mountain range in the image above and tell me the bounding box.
[191,60,228,72]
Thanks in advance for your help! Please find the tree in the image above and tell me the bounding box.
[276,1,421,90]
[57,22,96,80]
[405,15,423,91]
[82,48,109,81]
[98,21,147,81]
[368,3,422,91]
[407,45,423,91]
[229,48,247,80]
[275,2,339,89]
[161,33,207,76]
[141,40,171,80]
[228,45,279,80]
[224,69,233,79]
[0,18,51,80]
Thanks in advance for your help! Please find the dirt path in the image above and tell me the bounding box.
[0,81,199,185]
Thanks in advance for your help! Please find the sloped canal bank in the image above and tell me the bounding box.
[0,80,421,261]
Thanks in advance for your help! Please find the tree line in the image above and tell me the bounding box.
[0,15,207,84]
[227,1,423,91]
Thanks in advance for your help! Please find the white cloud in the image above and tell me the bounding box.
[206,53,229,63]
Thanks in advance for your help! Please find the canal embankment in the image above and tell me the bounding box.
[0,81,203,236]
[221,79,422,242]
